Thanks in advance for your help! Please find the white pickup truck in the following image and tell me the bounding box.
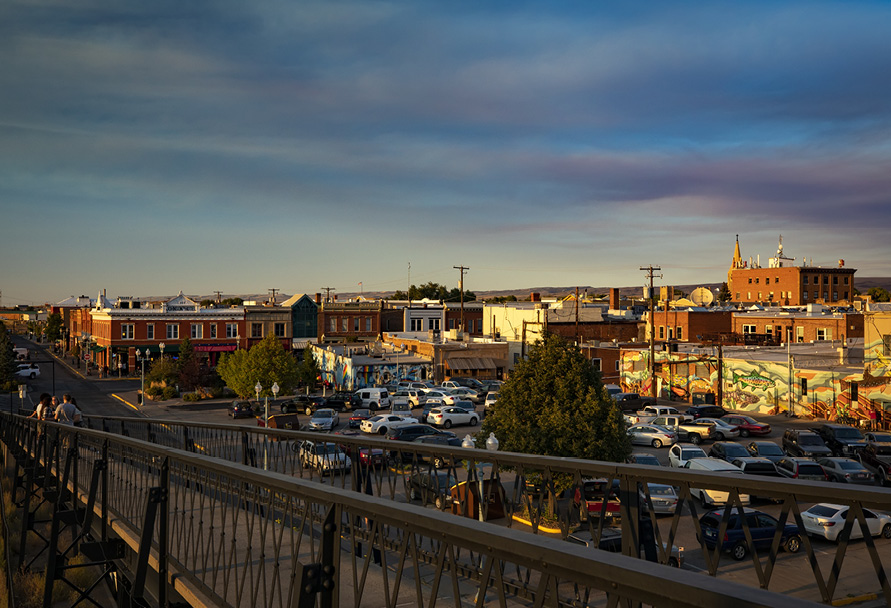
[625,406,682,426]
[650,415,716,446]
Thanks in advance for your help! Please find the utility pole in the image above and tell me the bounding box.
[321,287,335,303]
[640,265,662,401]
[408,262,411,308]
[213,291,223,304]
[575,286,580,345]
[268,288,279,305]
[453,265,469,333]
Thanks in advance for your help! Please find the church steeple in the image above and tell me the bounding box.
[728,234,743,286]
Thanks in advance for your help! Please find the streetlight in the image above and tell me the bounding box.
[236,333,241,351]
[159,342,166,360]
[135,349,148,405]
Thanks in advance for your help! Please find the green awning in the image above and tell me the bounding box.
[90,345,107,352]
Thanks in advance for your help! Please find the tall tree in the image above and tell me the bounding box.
[718,282,732,303]
[0,322,18,390]
[480,333,630,463]
[298,347,321,391]
[177,337,203,390]
[218,335,299,398]
[45,313,63,341]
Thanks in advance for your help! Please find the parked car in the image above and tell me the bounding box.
[649,415,714,445]
[775,457,829,481]
[573,479,621,520]
[427,406,479,428]
[686,405,726,419]
[308,408,339,431]
[257,413,302,430]
[447,377,486,390]
[684,458,751,506]
[447,387,482,404]
[228,401,255,419]
[423,390,458,407]
[281,394,328,415]
[407,471,457,509]
[15,364,40,379]
[800,503,891,542]
[360,415,418,435]
[699,508,801,560]
[411,434,464,468]
[708,441,751,462]
[386,424,455,443]
[625,406,681,425]
[628,453,662,466]
[348,408,372,428]
[731,457,781,478]
[566,524,684,568]
[668,444,707,468]
[722,414,771,437]
[613,393,655,412]
[391,389,426,408]
[745,441,785,463]
[858,438,891,486]
[332,432,388,468]
[298,441,349,475]
[354,388,391,411]
[640,483,679,515]
[813,424,867,457]
[628,424,677,448]
[815,457,875,484]
[864,431,891,454]
[484,391,499,410]
[782,429,832,458]
[324,392,362,411]
[389,402,413,418]
[697,417,739,441]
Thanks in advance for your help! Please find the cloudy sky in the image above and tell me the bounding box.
[2,1,890,305]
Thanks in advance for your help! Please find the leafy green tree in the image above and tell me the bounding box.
[200,299,216,308]
[146,356,179,388]
[487,295,518,303]
[0,323,19,390]
[867,287,891,302]
[45,313,63,341]
[480,333,631,488]
[390,282,475,302]
[177,338,203,390]
[221,297,243,307]
[298,347,321,391]
[217,335,299,399]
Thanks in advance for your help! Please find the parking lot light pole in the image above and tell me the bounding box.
[135,349,147,405]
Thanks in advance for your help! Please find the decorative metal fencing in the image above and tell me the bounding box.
[2,412,889,606]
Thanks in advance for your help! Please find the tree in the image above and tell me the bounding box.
[487,295,518,303]
[177,338,203,391]
[390,282,475,302]
[480,333,631,465]
[0,323,18,390]
[146,356,179,388]
[718,282,732,303]
[45,313,63,341]
[217,335,300,399]
[867,287,891,302]
[298,347,321,391]
[200,299,216,308]
[221,297,243,307]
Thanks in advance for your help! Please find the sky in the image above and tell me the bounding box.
[2,1,890,306]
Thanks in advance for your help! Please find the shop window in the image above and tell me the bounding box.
[252,323,263,338]
[121,324,134,340]
[210,324,217,339]
[147,324,155,339]
[191,324,203,339]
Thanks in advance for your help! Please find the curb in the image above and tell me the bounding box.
[511,514,563,534]
[831,593,880,606]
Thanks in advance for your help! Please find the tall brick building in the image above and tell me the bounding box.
[728,236,855,306]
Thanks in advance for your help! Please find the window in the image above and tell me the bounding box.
[742,324,756,334]
[736,293,740,300]
[615,360,620,371]
[765,277,770,285]
[121,324,134,340]
[210,324,217,339]
[803,276,808,285]
[252,323,263,338]
[797,326,804,343]
[813,291,819,301]
[428,318,440,331]
[449,319,456,329]
[748,278,752,284]
[365,317,372,332]
[191,324,203,339]
[354,317,360,332]
[676,326,683,340]
[775,276,779,284]
[758,292,762,300]
[823,291,829,301]
[166,324,179,340]
[844,277,849,285]
[844,291,849,300]
[883,335,891,356]
[765,325,773,337]
[747,292,751,300]
[833,276,838,284]
[823,276,829,284]
[341,318,348,332]
[330,318,337,333]
[410,318,423,331]
[274,323,285,337]
[803,291,808,301]
[658,326,665,339]
[591,359,602,372]
[817,328,833,341]
[833,291,838,300]
[755,278,760,284]
[226,323,238,338]
[147,324,154,339]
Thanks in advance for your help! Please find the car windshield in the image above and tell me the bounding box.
[633,455,660,466]
[314,411,333,418]
[648,485,674,496]
[319,444,340,455]
[807,504,842,518]
[837,460,864,470]
[800,435,824,446]
[725,444,749,456]
[835,428,864,440]
[682,450,705,460]
[872,434,891,444]
[756,443,783,456]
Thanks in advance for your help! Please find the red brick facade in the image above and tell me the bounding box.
[650,310,733,343]
[729,266,855,306]
[731,312,863,343]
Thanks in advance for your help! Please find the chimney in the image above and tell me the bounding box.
[315,293,321,304]
[530,292,540,302]
[609,288,619,310]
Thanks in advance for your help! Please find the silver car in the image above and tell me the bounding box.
[308,408,339,431]
[816,457,875,485]
[628,424,678,449]
[697,417,740,441]
[640,483,680,515]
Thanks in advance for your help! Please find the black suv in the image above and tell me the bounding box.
[323,392,362,412]
[687,405,727,419]
[813,424,867,457]
[782,429,832,457]
[281,395,328,415]
[386,425,455,442]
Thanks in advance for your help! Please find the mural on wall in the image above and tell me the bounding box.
[310,346,433,390]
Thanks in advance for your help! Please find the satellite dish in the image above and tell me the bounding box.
[690,287,714,306]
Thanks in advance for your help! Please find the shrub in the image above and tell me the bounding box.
[162,386,178,400]
[182,392,200,402]
[145,386,163,399]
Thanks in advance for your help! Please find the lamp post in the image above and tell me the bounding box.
[135,349,147,405]
[236,333,240,351]
[159,342,166,360]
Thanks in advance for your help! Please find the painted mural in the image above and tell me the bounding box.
[621,347,891,428]
[311,345,433,391]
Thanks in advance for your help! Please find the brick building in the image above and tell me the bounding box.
[648,309,733,343]
[731,304,863,344]
[318,299,382,343]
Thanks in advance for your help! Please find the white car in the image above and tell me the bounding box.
[15,364,40,379]
[391,389,425,408]
[697,417,740,441]
[484,391,499,410]
[423,390,458,407]
[447,387,481,404]
[669,443,708,468]
[427,406,479,429]
[298,441,349,475]
[801,503,891,542]
[360,415,418,435]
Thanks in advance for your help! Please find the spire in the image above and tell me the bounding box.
[732,234,742,269]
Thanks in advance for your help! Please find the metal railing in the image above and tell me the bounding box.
[0,413,826,608]
[7,412,891,605]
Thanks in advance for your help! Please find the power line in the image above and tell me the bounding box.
[321,287,336,303]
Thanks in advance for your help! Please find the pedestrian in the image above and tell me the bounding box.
[54,393,78,426]
[29,393,52,420]
[70,396,83,427]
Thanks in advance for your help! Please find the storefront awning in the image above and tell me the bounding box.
[195,344,237,352]
[90,345,106,352]
[445,357,498,371]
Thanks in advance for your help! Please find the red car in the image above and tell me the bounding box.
[573,479,621,520]
[722,414,770,437]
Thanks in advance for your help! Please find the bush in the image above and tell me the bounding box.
[162,386,178,400]
[145,386,163,399]
[182,392,200,402]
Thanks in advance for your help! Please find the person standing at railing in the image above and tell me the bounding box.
[28,393,52,421]
[55,393,78,426]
